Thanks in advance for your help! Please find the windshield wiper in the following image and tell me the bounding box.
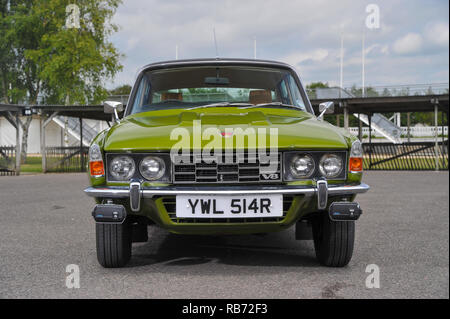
[187,102,253,110]
[239,102,301,110]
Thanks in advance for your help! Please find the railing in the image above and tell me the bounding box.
[0,145,16,176]
[349,126,448,138]
[45,146,88,173]
[363,141,448,170]
[308,83,449,99]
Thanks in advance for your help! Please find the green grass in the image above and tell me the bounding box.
[364,156,448,170]
[21,156,43,173]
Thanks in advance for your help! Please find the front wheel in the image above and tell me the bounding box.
[96,221,132,268]
[312,212,355,267]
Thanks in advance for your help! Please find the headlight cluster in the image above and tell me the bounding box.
[349,140,364,172]
[107,154,170,182]
[89,144,104,177]
[284,151,346,180]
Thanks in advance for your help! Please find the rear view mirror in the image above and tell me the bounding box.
[104,101,123,122]
[104,101,123,113]
[318,101,334,120]
[204,77,229,85]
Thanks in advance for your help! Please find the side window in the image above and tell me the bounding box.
[131,76,151,113]
[287,75,306,111]
[279,79,290,104]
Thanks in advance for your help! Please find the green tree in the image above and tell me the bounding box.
[1,0,122,160]
[306,81,329,99]
[349,85,379,97]
[0,1,27,104]
[109,84,132,96]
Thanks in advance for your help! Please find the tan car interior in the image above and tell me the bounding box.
[161,92,183,101]
[249,90,272,105]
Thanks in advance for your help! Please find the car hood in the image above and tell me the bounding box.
[102,107,352,151]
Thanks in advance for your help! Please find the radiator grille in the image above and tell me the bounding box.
[161,195,293,224]
[172,152,282,184]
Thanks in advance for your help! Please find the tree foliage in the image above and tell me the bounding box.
[1,0,123,105]
[0,0,123,159]
[109,84,131,96]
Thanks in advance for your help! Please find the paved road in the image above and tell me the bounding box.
[0,172,448,299]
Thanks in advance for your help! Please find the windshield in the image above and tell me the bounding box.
[128,65,310,115]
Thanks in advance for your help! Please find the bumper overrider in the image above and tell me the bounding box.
[85,181,370,232]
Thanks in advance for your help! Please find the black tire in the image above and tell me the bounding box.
[96,221,132,268]
[312,213,355,267]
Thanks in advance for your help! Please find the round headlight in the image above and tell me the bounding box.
[319,154,343,178]
[290,154,315,178]
[139,156,165,180]
[109,156,135,180]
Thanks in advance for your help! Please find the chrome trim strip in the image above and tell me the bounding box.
[84,183,370,198]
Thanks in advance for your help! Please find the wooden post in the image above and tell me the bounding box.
[407,112,411,143]
[40,112,57,174]
[368,113,372,168]
[434,103,439,171]
[358,113,362,141]
[15,113,21,175]
[40,116,46,173]
[79,117,84,171]
[343,107,349,130]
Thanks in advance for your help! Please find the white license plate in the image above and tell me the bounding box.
[176,194,283,218]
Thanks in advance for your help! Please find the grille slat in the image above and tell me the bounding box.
[173,153,281,184]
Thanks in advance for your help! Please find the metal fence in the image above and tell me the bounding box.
[0,146,16,176]
[349,126,448,138]
[308,83,449,99]
[363,141,448,170]
[45,146,88,173]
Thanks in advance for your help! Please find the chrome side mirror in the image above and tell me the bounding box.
[104,101,124,123]
[318,101,334,120]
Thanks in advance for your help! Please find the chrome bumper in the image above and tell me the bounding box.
[84,183,370,198]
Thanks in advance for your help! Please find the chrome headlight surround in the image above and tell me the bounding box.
[139,156,166,181]
[109,155,136,181]
[319,153,343,178]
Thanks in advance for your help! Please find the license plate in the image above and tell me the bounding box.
[176,194,283,218]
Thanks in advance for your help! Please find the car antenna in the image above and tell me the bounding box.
[213,27,219,59]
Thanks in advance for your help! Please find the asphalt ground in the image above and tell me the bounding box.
[0,171,448,299]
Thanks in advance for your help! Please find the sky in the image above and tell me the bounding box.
[107,0,449,89]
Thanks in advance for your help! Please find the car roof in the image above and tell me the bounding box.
[139,58,296,73]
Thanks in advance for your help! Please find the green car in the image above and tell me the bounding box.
[84,58,369,268]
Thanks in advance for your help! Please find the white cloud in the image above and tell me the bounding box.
[106,0,449,88]
[281,49,329,67]
[424,22,449,47]
[392,33,423,55]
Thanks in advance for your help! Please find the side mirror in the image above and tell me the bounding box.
[104,101,123,122]
[318,101,334,120]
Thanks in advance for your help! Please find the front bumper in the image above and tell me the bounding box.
[84,182,369,234]
[85,182,369,213]
[84,183,370,198]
